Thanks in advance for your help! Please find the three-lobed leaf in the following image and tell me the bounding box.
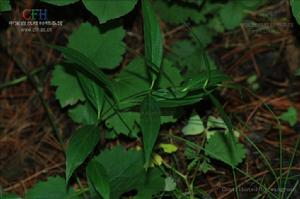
[68,22,126,69]
[66,125,100,183]
[51,65,85,108]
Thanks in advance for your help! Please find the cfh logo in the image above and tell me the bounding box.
[22,9,48,21]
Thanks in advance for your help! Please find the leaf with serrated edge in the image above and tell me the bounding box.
[51,65,85,108]
[68,22,126,69]
[205,133,246,167]
[25,176,75,199]
[94,145,164,199]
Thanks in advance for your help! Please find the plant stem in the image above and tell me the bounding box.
[162,161,195,199]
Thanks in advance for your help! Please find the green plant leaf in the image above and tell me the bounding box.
[134,169,165,199]
[51,65,85,108]
[94,146,164,199]
[25,176,74,199]
[190,25,217,47]
[142,0,163,71]
[140,95,161,166]
[199,158,215,173]
[182,112,205,135]
[219,1,245,30]
[45,44,116,101]
[153,1,205,25]
[68,101,98,125]
[159,143,178,153]
[40,0,78,6]
[207,116,227,129]
[164,176,177,192]
[295,68,300,76]
[77,73,105,120]
[86,160,110,199]
[0,0,11,12]
[168,40,218,78]
[105,111,140,137]
[205,132,246,167]
[279,107,298,126]
[1,193,21,199]
[66,125,100,183]
[68,22,125,69]
[82,0,138,24]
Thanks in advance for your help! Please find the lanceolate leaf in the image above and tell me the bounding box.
[77,73,104,120]
[140,95,161,166]
[86,160,110,199]
[66,125,100,183]
[83,0,138,24]
[142,0,163,75]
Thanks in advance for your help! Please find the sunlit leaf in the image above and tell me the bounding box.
[182,112,205,135]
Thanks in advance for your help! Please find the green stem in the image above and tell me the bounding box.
[162,161,195,199]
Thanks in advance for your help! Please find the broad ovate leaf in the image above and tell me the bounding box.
[66,125,100,183]
[140,95,161,166]
[94,146,164,199]
[86,160,110,199]
[68,102,98,125]
[82,0,138,23]
[142,0,163,69]
[51,65,85,108]
[40,0,78,6]
[68,22,125,69]
[205,133,246,167]
[219,1,245,30]
[25,176,74,199]
[182,112,205,135]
